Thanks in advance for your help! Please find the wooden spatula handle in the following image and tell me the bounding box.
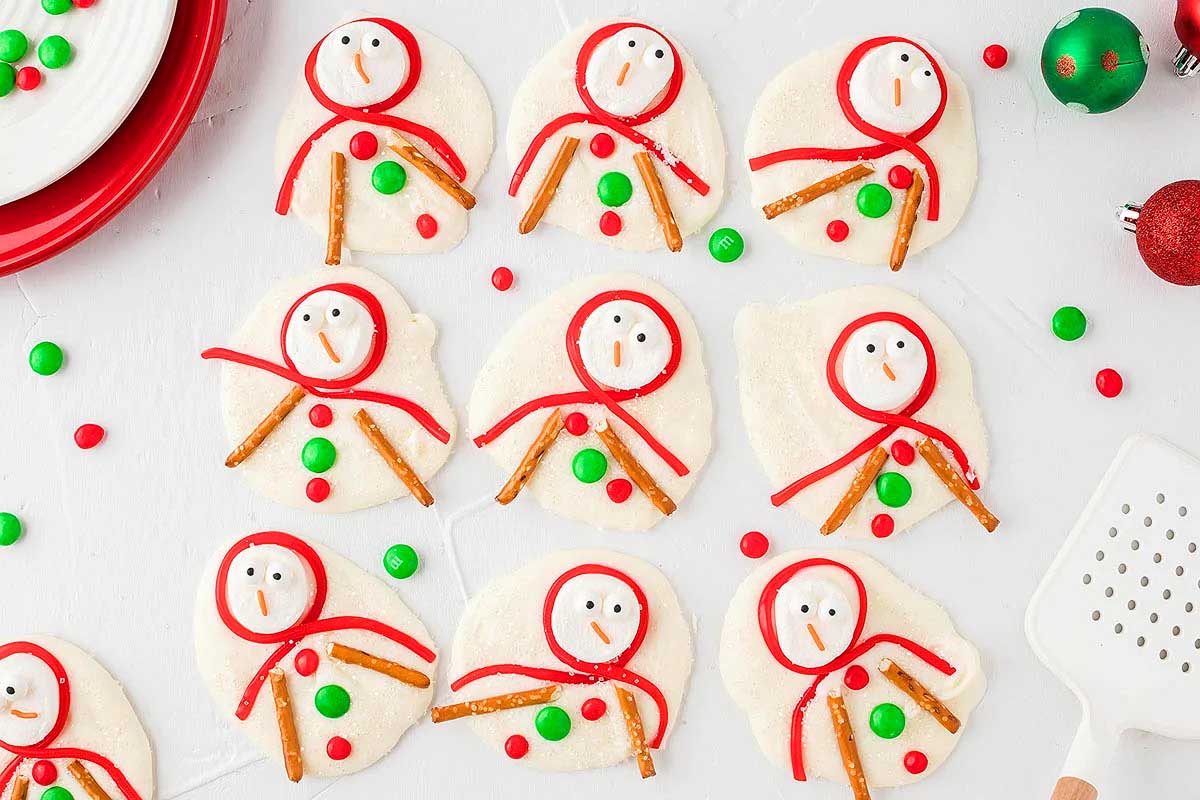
[1052,777,1097,800]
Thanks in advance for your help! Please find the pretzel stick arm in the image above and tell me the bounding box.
[431,685,561,723]
[763,163,874,220]
[889,169,924,272]
[225,385,307,468]
[616,686,656,779]
[10,776,28,800]
[519,137,579,234]
[269,669,303,783]
[821,446,888,535]
[633,151,682,252]
[827,689,872,800]
[67,761,112,800]
[916,438,999,532]
[496,409,564,505]
[329,642,431,688]
[353,408,435,507]
[594,419,676,516]
[326,151,346,265]
[879,658,961,734]
[388,137,476,210]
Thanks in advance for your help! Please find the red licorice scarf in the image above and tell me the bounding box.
[509,21,710,199]
[748,36,948,221]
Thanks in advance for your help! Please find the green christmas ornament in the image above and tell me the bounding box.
[1041,8,1148,114]
[534,706,571,741]
[38,35,72,69]
[314,684,351,718]
[856,183,892,218]
[383,543,419,579]
[869,702,906,739]
[0,513,22,547]
[0,63,14,98]
[40,788,74,800]
[0,30,29,63]
[301,437,337,473]
[875,472,913,508]
[708,227,745,263]
[371,160,407,194]
[597,172,633,207]
[572,448,608,484]
[1052,306,1087,341]
[29,342,64,375]
[42,0,73,14]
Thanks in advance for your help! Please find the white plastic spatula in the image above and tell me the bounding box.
[1027,435,1200,800]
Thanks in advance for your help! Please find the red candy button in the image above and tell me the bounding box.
[306,477,331,503]
[349,131,379,161]
[826,219,849,242]
[740,530,769,559]
[74,423,104,449]
[505,734,529,759]
[491,266,514,292]
[983,44,1009,69]
[31,760,57,786]
[416,213,438,239]
[843,665,870,691]
[904,750,929,774]
[564,412,589,436]
[890,440,915,466]
[16,67,41,91]
[887,165,913,190]
[606,479,633,504]
[1096,368,1123,398]
[73,0,97,7]
[327,736,352,761]
[871,513,895,539]
[599,211,622,236]
[581,698,607,721]
[309,404,333,428]
[294,648,319,677]
[590,133,615,158]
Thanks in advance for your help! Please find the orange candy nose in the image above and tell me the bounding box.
[807,623,826,652]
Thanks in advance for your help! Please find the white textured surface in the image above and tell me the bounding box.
[1,0,1198,798]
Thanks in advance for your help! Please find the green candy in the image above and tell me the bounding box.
[39,35,72,69]
[596,172,633,207]
[41,788,74,800]
[314,684,351,718]
[875,472,913,508]
[371,160,406,194]
[0,63,13,98]
[534,706,571,741]
[708,227,745,263]
[1052,306,1087,341]
[42,0,73,14]
[383,543,419,579]
[869,702,906,739]
[0,30,29,63]
[0,513,22,547]
[29,341,64,375]
[301,437,336,473]
[572,448,608,484]
[1041,8,1147,114]
[856,183,892,218]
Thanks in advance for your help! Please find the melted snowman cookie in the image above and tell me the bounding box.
[469,272,712,531]
[276,16,492,255]
[434,550,691,774]
[507,19,724,250]
[720,550,985,788]
[202,266,455,512]
[194,532,437,782]
[0,637,152,800]
[736,286,994,538]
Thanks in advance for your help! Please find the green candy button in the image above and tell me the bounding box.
[0,30,29,63]
[869,702,906,739]
[875,472,913,508]
[371,160,407,194]
[42,0,73,14]
[41,788,74,800]
[301,437,336,473]
[38,35,71,69]
[383,543,419,579]
[856,183,893,218]
[0,63,14,98]
[708,227,745,263]
[29,341,64,375]
[0,513,22,547]
[315,684,351,718]
[597,172,633,207]
[535,705,571,741]
[1052,306,1087,341]
[572,448,608,484]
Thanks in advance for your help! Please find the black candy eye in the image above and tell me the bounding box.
[302,314,311,322]
[866,343,876,353]
[896,340,905,349]
[613,604,622,613]
[613,315,621,323]
[900,53,910,62]
[654,49,664,59]
[246,567,255,577]
[636,333,646,343]
[4,687,14,696]
[924,70,932,77]
[800,604,810,613]
[272,572,282,581]
[340,35,350,45]
[331,308,341,317]
[585,600,595,610]
[371,38,380,47]
[627,40,636,47]
[828,609,837,617]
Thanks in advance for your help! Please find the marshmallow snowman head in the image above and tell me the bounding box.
[773,570,859,668]
[224,543,319,636]
[582,25,678,118]
[576,297,676,392]
[838,319,929,413]
[0,650,62,747]
[283,287,379,382]
[547,567,645,665]
[313,18,413,108]
[847,40,943,133]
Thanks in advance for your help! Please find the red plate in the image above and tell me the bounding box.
[0,0,228,277]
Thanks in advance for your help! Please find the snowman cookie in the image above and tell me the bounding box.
[469,273,712,531]
[194,531,437,782]
[432,550,691,776]
[720,550,985,789]
[507,18,724,251]
[202,266,455,512]
[746,37,976,267]
[275,16,493,258]
[736,286,996,538]
[0,637,153,800]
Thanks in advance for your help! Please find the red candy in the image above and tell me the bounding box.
[73,0,97,6]
[309,404,333,428]
[890,440,915,466]
[326,736,352,761]
[16,67,41,91]
[599,210,622,236]
[887,165,913,190]
[590,132,615,158]
[564,412,589,436]
[491,266,514,292]
[843,665,870,691]
[740,530,770,559]
[982,44,1009,69]
[504,734,529,759]
[306,477,331,503]
[871,513,895,539]
[826,219,849,242]
[349,131,379,160]
[416,214,438,239]
[581,698,607,721]
[606,479,633,504]
[294,648,319,677]
[73,423,104,449]
[31,760,57,786]
[904,750,929,774]
[1096,368,1124,398]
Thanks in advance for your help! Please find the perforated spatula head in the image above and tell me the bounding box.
[1027,435,1200,799]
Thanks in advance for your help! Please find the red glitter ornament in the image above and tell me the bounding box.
[294,648,319,677]
[590,132,615,158]
[826,219,849,242]
[599,211,622,236]
[326,736,352,761]
[307,477,331,503]
[890,440,915,466]
[871,513,896,539]
[1120,180,1200,285]
[31,760,57,786]
[581,698,607,721]
[504,734,529,759]
[349,131,379,161]
[491,266,514,292]
[982,44,1009,69]
[740,530,770,559]
[1096,368,1124,398]
[887,165,913,190]
[416,213,438,239]
[15,67,41,91]
[606,478,633,504]
[73,423,104,449]
[309,403,333,428]
[904,750,929,775]
[564,412,589,436]
[843,665,870,690]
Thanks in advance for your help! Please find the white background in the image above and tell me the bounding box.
[1,0,1197,797]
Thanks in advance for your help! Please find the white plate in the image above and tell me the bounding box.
[0,0,176,205]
